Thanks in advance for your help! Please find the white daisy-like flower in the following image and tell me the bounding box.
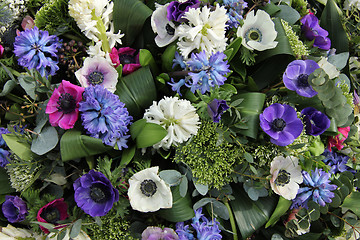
[151,3,179,47]
[177,4,228,59]
[237,9,278,51]
[144,96,200,150]
[270,156,303,200]
[128,166,172,212]
[75,56,118,93]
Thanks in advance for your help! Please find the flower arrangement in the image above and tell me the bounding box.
[0,0,360,239]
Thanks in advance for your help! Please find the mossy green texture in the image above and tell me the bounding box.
[174,122,243,189]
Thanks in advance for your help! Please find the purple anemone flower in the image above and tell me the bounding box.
[13,26,61,77]
[2,196,27,223]
[300,14,331,50]
[291,168,337,209]
[259,103,303,146]
[207,99,229,123]
[283,60,319,98]
[167,0,200,22]
[301,107,330,136]
[73,170,119,217]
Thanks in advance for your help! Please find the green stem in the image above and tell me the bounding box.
[5,93,25,104]
[224,200,238,240]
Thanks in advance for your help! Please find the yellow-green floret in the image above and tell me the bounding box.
[281,19,309,59]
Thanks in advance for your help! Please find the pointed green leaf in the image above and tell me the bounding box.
[2,134,34,161]
[139,49,159,75]
[0,80,17,97]
[119,145,136,167]
[70,219,82,239]
[265,196,292,228]
[0,168,15,194]
[133,122,167,148]
[113,0,153,46]
[60,130,111,161]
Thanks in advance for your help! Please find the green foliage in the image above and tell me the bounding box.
[291,0,309,16]
[308,68,353,127]
[0,56,15,83]
[34,0,77,35]
[174,122,243,189]
[86,213,135,240]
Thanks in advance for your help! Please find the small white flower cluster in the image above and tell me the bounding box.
[0,0,28,34]
[151,3,229,59]
[69,0,124,58]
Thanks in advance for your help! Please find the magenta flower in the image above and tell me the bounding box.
[0,44,4,58]
[46,80,84,130]
[109,47,141,75]
[327,126,350,151]
[37,198,69,234]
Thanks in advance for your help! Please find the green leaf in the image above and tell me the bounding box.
[139,49,159,75]
[232,92,266,138]
[60,130,111,161]
[115,66,157,118]
[341,192,360,218]
[159,170,182,186]
[328,52,349,70]
[113,0,153,46]
[243,152,254,163]
[320,0,349,53]
[158,185,195,222]
[162,44,177,72]
[131,122,167,148]
[2,134,34,161]
[18,75,37,100]
[230,184,277,239]
[179,176,188,198]
[0,168,14,194]
[274,5,301,25]
[0,80,17,97]
[225,37,243,62]
[130,119,147,139]
[265,196,292,228]
[70,219,82,239]
[119,145,136,167]
[194,181,208,196]
[31,126,58,155]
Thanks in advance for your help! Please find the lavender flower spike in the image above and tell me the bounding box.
[259,103,303,146]
[283,60,319,98]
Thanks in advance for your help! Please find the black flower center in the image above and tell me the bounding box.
[166,24,175,36]
[297,74,309,88]
[140,179,157,197]
[250,32,260,41]
[271,118,286,131]
[119,54,136,65]
[90,183,109,203]
[245,28,262,42]
[57,93,76,114]
[40,207,60,224]
[88,71,104,85]
[275,169,291,187]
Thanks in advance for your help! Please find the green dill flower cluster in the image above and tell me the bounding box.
[338,80,355,108]
[86,215,135,240]
[6,154,40,192]
[281,19,309,59]
[174,122,243,189]
[250,145,280,167]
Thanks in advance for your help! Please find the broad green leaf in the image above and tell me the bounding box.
[119,145,136,167]
[194,182,208,196]
[60,130,111,161]
[158,185,195,222]
[274,5,301,25]
[341,192,360,218]
[179,176,188,198]
[31,126,58,155]
[130,119,147,139]
[113,0,153,46]
[159,170,182,186]
[18,75,36,100]
[225,37,242,62]
[162,44,177,72]
[320,0,349,53]
[70,219,82,239]
[0,80,17,97]
[2,134,34,161]
[232,92,266,138]
[132,122,167,148]
[266,196,292,228]
[0,168,14,194]
[230,184,277,239]
[139,49,159,75]
[328,52,349,70]
[115,66,157,118]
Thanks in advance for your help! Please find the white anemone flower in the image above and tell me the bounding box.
[270,156,303,200]
[128,166,172,212]
[177,4,228,59]
[151,3,179,47]
[75,56,118,93]
[237,9,278,51]
[144,96,200,150]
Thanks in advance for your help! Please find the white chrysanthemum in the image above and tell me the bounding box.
[0,224,44,240]
[144,96,200,150]
[151,3,179,47]
[69,0,123,50]
[177,4,228,58]
[344,0,360,10]
[270,156,303,200]
[128,166,172,212]
[237,9,278,51]
[317,57,340,79]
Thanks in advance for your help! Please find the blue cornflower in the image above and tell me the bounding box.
[176,208,222,240]
[322,149,355,174]
[79,85,132,150]
[222,0,248,28]
[291,168,337,209]
[13,26,61,77]
[187,51,230,94]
